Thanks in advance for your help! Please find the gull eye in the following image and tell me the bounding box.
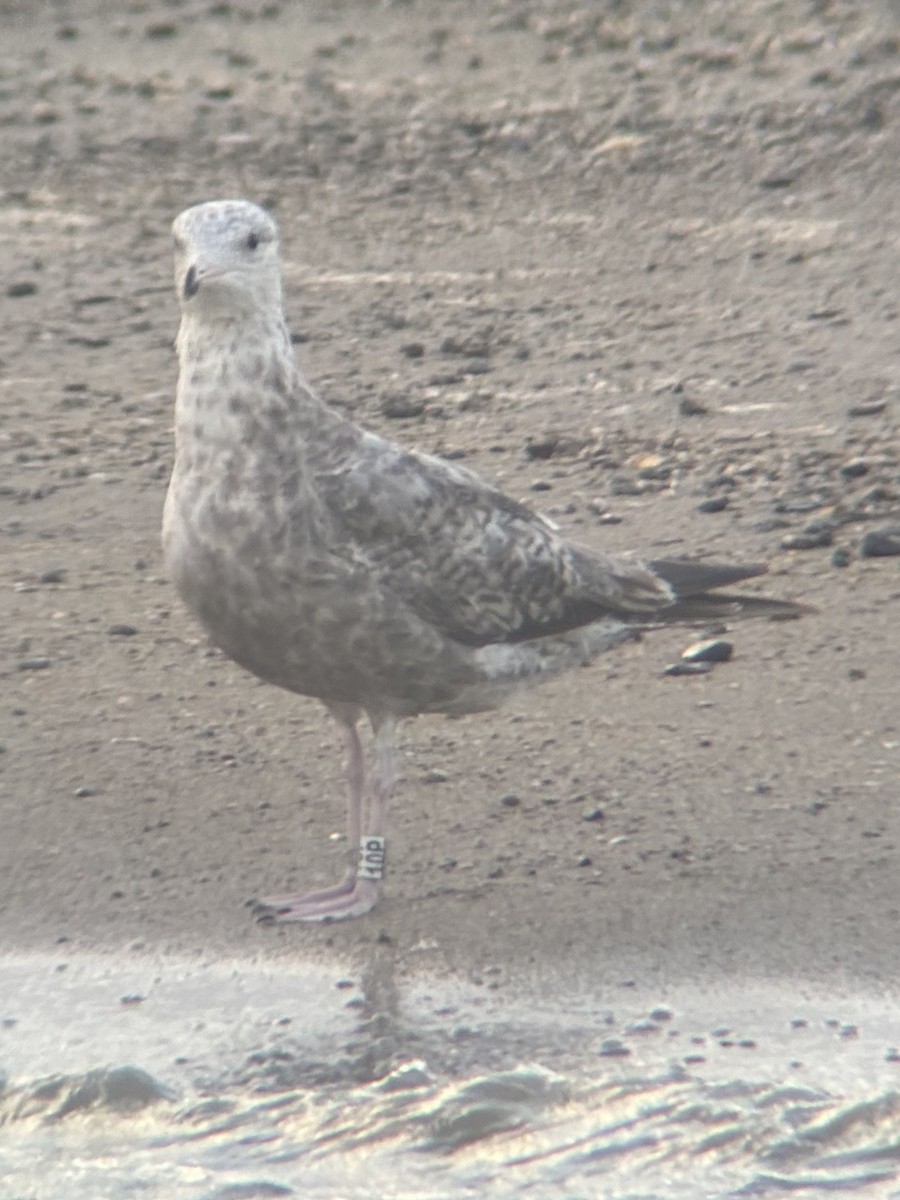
[245,231,260,251]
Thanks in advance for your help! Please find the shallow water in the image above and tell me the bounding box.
[1,952,898,1199]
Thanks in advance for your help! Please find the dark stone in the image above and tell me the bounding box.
[682,638,733,663]
[664,661,713,676]
[847,399,886,417]
[860,527,900,557]
[698,495,728,513]
[381,393,425,419]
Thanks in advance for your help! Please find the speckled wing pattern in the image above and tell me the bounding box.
[298,387,675,652]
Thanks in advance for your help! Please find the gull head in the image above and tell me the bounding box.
[172,199,283,320]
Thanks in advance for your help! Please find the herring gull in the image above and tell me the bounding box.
[162,199,808,923]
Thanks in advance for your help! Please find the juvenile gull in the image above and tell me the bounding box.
[163,199,807,923]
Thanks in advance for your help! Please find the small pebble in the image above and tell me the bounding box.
[381,393,425,419]
[626,1019,659,1035]
[847,399,886,417]
[860,528,900,557]
[39,568,67,584]
[678,395,708,416]
[698,495,728,513]
[440,335,491,357]
[500,793,521,807]
[598,1038,631,1058]
[462,358,491,376]
[830,547,851,568]
[682,638,733,664]
[524,436,559,460]
[18,658,51,671]
[782,525,833,551]
[664,661,713,677]
[109,623,138,636]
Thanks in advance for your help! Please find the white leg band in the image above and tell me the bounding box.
[358,836,386,880]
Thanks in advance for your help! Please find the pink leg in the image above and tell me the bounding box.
[256,708,395,923]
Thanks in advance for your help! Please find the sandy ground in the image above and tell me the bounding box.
[1,0,899,997]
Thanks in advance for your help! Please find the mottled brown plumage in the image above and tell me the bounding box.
[163,199,807,922]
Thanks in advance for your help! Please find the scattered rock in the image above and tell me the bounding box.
[839,458,869,479]
[847,399,887,417]
[609,474,646,496]
[663,661,713,676]
[678,395,708,417]
[109,623,138,636]
[830,547,851,568]
[18,658,51,671]
[39,568,67,584]
[440,334,491,357]
[421,768,448,784]
[381,392,425,419]
[698,495,728,513]
[781,520,834,551]
[860,527,900,557]
[524,434,559,460]
[7,280,39,298]
[598,1037,630,1058]
[626,1018,660,1034]
[399,342,425,359]
[462,357,491,376]
[682,638,733,663]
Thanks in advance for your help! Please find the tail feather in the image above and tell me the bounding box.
[650,558,768,595]
[650,558,813,623]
